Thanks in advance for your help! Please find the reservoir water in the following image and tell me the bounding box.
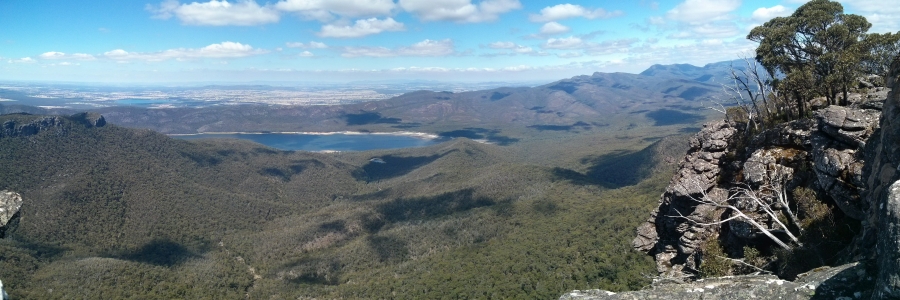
[173,132,447,151]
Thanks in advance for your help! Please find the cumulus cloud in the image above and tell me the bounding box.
[841,0,900,33]
[103,42,267,61]
[529,4,623,22]
[319,17,405,38]
[298,51,315,57]
[557,52,582,58]
[399,0,521,23]
[662,0,742,40]
[751,5,789,23]
[539,37,639,57]
[38,52,96,60]
[342,39,455,57]
[274,0,395,21]
[666,0,740,23]
[148,0,280,26]
[486,41,534,55]
[488,41,516,49]
[8,57,35,64]
[669,21,740,39]
[539,22,571,35]
[542,36,583,50]
[286,41,328,48]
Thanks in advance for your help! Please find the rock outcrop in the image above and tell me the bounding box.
[870,58,900,298]
[0,112,105,138]
[632,98,885,279]
[0,190,22,238]
[559,262,873,300]
[632,120,737,279]
[567,58,900,299]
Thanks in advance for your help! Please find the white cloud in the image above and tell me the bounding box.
[661,0,742,40]
[514,46,534,54]
[648,16,665,25]
[557,52,582,58]
[342,47,394,57]
[669,21,740,39]
[841,0,900,33]
[502,65,533,71]
[299,51,315,57]
[286,41,328,48]
[583,38,639,55]
[39,52,66,59]
[540,22,571,35]
[488,41,516,49]
[8,57,35,64]
[537,37,639,57]
[319,17,405,38]
[148,0,280,26]
[38,52,97,60]
[666,0,740,23]
[529,4,623,22]
[486,41,534,54]
[751,5,789,23]
[103,42,267,62]
[542,36,583,49]
[399,0,521,23]
[274,0,395,21]
[342,39,455,57]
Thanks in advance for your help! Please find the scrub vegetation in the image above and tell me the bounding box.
[0,113,693,299]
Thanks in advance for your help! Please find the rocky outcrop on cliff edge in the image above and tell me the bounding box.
[0,112,105,138]
[564,58,900,299]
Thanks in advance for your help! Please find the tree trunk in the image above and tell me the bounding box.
[841,85,849,106]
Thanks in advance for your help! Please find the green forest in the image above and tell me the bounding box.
[0,112,691,299]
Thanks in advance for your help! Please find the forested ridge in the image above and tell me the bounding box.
[0,112,689,299]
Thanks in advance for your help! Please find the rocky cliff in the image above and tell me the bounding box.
[563,58,900,299]
[0,190,22,238]
[0,112,105,138]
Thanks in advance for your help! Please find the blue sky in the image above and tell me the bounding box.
[1,0,897,84]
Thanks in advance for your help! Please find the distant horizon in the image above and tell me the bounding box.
[0,58,732,87]
[2,0,897,83]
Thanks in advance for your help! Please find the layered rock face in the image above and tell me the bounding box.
[870,58,900,298]
[0,190,22,238]
[563,58,900,299]
[632,120,738,278]
[632,93,884,279]
[0,112,105,138]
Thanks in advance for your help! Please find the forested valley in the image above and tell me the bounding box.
[0,112,695,299]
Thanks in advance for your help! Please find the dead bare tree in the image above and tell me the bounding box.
[674,170,802,251]
[708,56,784,132]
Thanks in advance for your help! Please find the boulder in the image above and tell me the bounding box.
[0,190,22,238]
[815,105,880,148]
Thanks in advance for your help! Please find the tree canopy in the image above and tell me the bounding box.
[748,0,871,113]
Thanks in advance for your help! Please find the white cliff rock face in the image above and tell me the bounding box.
[1,279,8,300]
[0,191,22,229]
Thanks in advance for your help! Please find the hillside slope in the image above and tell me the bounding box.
[0,112,687,299]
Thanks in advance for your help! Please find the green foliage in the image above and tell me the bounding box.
[748,0,872,113]
[862,31,900,78]
[0,113,690,299]
[699,238,732,277]
[775,187,859,280]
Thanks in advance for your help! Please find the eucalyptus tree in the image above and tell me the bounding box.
[748,0,871,115]
[862,32,900,79]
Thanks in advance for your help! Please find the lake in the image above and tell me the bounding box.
[172,132,448,151]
